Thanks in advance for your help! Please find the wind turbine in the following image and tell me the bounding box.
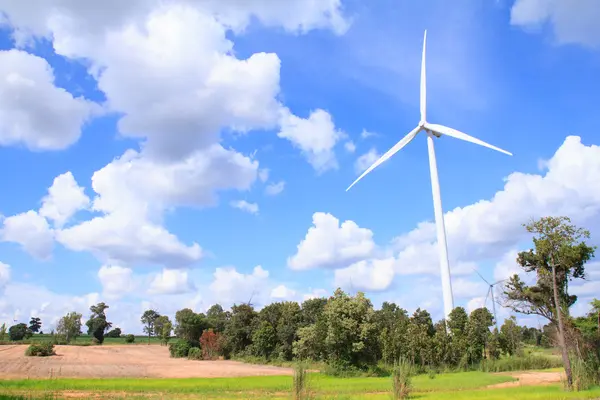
[475,270,507,331]
[346,30,512,322]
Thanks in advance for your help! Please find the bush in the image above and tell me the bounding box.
[200,329,222,360]
[478,355,562,372]
[9,323,28,341]
[106,328,122,338]
[124,334,135,343]
[292,362,311,400]
[391,358,413,400]
[25,343,55,357]
[169,340,192,358]
[91,337,101,345]
[188,347,202,360]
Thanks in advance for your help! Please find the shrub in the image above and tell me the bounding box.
[391,358,413,400]
[91,337,101,345]
[169,340,192,358]
[292,362,311,400]
[188,347,202,360]
[200,329,222,360]
[9,323,28,341]
[25,343,55,357]
[478,355,562,372]
[124,334,135,343]
[106,328,122,338]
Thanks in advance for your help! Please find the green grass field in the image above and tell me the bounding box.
[1,371,599,400]
[0,334,174,345]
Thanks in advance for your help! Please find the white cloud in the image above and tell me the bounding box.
[344,141,356,153]
[270,284,297,300]
[230,200,259,214]
[209,265,270,307]
[360,129,377,139]
[98,265,136,300]
[148,268,194,295]
[0,262,10,290]
[39,172,90,228]
[452,278,488,299]
[0,50,95,150]
[511,0,600,48]
[278,108,345,173]
[1,210,54,259]
[265,181,285,196]
[288,212,375,270]
[334,258,396,291]
[354,148,380,174]
[302,288,329,301]
[258,168,270,182]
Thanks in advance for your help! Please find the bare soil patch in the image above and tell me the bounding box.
[0,344,292,379]
[488,371,563,388]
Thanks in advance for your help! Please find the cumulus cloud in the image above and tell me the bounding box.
[288,212,376,270]
[0,262,10,290]
[98,265,136,300]
[148,268,195,295]
[511,0,600,48]
[265,181,285,196]
[354,148,380,174]
[1,210,54,259]
[271,284,297,300]
[39,172,90,228]
[0,50,95,150]
[209,265,270,307]
[230,200,259,214]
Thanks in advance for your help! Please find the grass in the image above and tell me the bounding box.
[0,334,176,346]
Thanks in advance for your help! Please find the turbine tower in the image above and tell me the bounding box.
[346,30,512,322]
[475,270,507,331]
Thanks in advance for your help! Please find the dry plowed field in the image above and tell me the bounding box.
[0,345,292,379]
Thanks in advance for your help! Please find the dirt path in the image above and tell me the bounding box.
[0,344,293,379]
[488,371,563,388]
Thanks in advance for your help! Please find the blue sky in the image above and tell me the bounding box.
[0,0,599,333]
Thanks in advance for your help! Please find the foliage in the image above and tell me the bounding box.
[187,347,202,360]
[0,323,6,341]
[141,309,160,340]
[391,358,413,399]
[24,342,55,357]
[499,317,523,356]
[160,318,173,346]
[28,317,42,333]
[200,329,222,360]
[85,302,112,344]
[124,334,135,343]
[169,340,193,358]
[292,361,310,400]
[105,327,122,338]
[56,312,83,343]
[175,308,207,342]
[9,323,29,341]
[206,304,229,333]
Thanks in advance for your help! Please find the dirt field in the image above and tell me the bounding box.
[488,371,563,388]
[0,345,293,379]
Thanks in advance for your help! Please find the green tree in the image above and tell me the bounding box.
[223,304,257,356]
[573,299,600,341]
[276,301,301,360]
[161,318,173,346]
[175,308,207,343]
[105,327,122,338]
[0,323,6,341]
[299,297,327,327]
[467,308,494,363]
[206,304,229,333]
[8,323,28,341]
[252,320,277,359]
[504,216,596,388]
[56,312,83,343]
[28,317,42,333]
[322,289,378,369]
[154,315,170,341]
[86,302,112,344]
[141,309,161,342]
[499,316,522,356]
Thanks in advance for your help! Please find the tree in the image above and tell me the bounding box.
[175,308,207,343]
[499,316,522,356]
[8,323,28,341]
[56,312,83,343]
[206,304,229,333]
[28,317,42,333]
[154,315,170,342]
[86,302,112,344]
[467,308,494,363]
[573,299,600,341]
[160,318,173,346]
[141,309,161,342]
[200,329,222,360]
[0,323,6,341]
[504,216,596,388]
[105,327,122,338]
[223,304,257,356]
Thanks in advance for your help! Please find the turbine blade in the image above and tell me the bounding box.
[485,287,491,307]
[425,123,513,156]
[420,30,427,122]
[474,269,491,286]
[346,126,421,191]
[493,278,508,286]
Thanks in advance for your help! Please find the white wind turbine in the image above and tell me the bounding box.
[346,30,512,322]
[475,270,508,331]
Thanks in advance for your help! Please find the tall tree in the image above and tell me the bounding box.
[174,308,207,343]
[141,309,161,342]
[28,317,42,333]
[206,304,229,333]
[57,312,83,343]
[86,302,112,344]
[504,216,596,388]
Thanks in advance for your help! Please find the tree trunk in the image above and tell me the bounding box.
[552,264,573,389]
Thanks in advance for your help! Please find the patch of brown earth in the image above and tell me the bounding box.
[0,344,293,379]
[488,371,563,388]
